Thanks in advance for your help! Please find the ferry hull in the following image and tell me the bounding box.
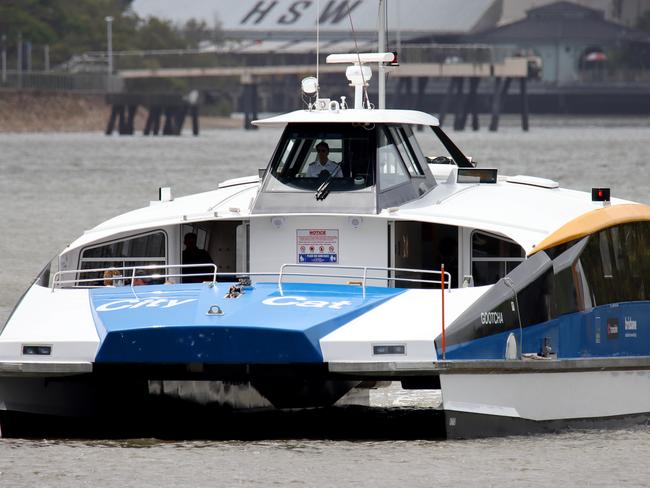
[0,370,361,416]
[441,366,650,438]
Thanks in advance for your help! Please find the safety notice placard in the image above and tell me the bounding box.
[297,229,338,263]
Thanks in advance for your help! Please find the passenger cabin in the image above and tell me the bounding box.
[58,111,527,293]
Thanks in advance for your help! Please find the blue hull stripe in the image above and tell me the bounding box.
[90,282,404,364]
[443,301,650,360]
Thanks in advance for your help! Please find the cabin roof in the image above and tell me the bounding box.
[64,168,635,257]
[530,203,650,255]
[253,109,440,128]
[393,175,632,253]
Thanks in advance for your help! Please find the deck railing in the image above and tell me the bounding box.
[51,262,452,297]
[51,263,218,291]
[278,263,451,298]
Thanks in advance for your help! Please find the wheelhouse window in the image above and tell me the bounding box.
[378,128,410,190]
[471,231,525,286]
[389,126,425,177]
[79,231,167,286]
[266,124,375,192]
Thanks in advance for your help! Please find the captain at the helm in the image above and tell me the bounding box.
[267,124,375,192]
[306,141,343,178]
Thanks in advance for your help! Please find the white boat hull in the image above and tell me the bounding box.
[441,368,650,438]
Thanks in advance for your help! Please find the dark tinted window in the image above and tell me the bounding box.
[83,232,165,259]
[472,231,525,286]
[267,123,375,192]
[579,221,650,304]
[79,232,167,286]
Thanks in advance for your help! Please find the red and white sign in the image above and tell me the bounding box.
[297,229,339,263]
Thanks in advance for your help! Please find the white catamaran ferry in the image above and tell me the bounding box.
[2,50,650,438]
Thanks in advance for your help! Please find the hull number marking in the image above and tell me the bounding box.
[96,298,197,312]
[263,296,352,309]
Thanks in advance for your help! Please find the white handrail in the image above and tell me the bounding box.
[51,263,218,290]
[51,262,452,298]
[278,263,451,298]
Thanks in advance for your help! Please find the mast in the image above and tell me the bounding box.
[378,0,387,109]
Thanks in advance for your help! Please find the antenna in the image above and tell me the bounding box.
[326,53,394,109]
[378,0,387,109]
[316,0,320,98]
[346,0,371,108]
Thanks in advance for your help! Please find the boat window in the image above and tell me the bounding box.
[266,124,375,192]
[412,125,455,164]
[471,231,525,286]
[403,125,428,173]
[181,223,209,251]
[378,128,410,191]
[579,221,650,304]
[78,231,167,286]
[389,126,424,176]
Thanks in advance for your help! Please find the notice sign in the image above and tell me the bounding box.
[297,229,339,263]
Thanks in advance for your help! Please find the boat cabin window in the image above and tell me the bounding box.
[388,126,425,177]
[255,122,436,214]
[78,231,167,286]
[378,129,410,190]
[267,124,375,192]
[181,221,247,282]
[579,221,650,304]
[471,231,525,286]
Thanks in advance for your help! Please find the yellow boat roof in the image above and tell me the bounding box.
[530,203,650,255]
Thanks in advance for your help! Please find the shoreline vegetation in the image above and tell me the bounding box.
[0,91,240,133]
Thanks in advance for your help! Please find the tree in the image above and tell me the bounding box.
[0,0,222,68]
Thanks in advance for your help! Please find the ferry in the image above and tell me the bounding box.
[2,51,650,439]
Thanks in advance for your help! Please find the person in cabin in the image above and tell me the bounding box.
[132,269,150,286]
[307,141,342,178]
[182,232,215,283]
[103,268,123,286]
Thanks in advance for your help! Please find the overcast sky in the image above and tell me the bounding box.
[131,0,221,23]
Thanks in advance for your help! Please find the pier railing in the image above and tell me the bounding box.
[0,70,123,93]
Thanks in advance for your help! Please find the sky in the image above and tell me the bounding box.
[131,0,221,23]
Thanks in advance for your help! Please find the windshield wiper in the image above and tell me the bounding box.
[314,165,342,201]
[315,177,333,201]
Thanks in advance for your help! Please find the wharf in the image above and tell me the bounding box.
[117,57,531,132]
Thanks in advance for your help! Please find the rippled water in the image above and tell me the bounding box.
[2,427,650,487]
[1,116,649,486]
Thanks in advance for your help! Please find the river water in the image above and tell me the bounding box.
[1,116,649,486]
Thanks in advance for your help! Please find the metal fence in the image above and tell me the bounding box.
[0,70,123,93]
[398,44,515,65]
[577,68,650,84]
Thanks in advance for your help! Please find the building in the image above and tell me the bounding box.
[474,1,650,83]
[500,0,650,27]
[133,0,503,45]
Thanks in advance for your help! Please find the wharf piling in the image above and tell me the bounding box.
[105,93,200,136]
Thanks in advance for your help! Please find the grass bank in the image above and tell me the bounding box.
[0,91,240,133]
[0,91,112,133]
